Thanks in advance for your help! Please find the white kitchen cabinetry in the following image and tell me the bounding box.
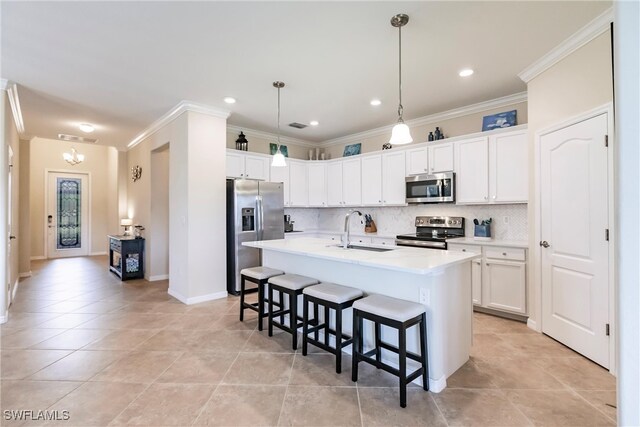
[455,137,490,203]
[361,155,383,205]
[455,129,528,205]
[406,147,428,176]
[381,151,406,205]
[342,158,362,206]
[269,163,290,206]
[226,150,269,180]
[429,143,454,173]
[448,242,527,315]
[326,161,343,207]
[489,130,528,203]
[307,162,327,207]
[289,160,308,207]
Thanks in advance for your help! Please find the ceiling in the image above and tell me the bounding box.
[2,1,610,150]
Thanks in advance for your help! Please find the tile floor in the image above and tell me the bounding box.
[1,256,617,426]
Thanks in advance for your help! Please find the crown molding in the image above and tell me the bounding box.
[226,124,318,148]
[127,101,231,149]
[518,7,613,83]
[320,91,527,147]
[0,80,26,135]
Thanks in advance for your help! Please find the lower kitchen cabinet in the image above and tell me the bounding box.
[448,243,527,316]
[485,259,527,314]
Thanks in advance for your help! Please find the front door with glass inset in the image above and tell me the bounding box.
[47,172,89,258]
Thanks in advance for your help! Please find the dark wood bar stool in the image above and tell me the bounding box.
[351,294,429,408]
[239,267,284,331]
[267,274,319,350]
[301,282,363,373]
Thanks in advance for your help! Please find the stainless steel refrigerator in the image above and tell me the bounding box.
[226,179,285,295]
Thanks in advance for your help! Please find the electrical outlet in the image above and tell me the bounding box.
[419,288,430,305]
[503,216,510,225]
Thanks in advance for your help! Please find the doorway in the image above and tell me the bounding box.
[6,146,14,306]
[46,171,89,258]
[539,109,612,368]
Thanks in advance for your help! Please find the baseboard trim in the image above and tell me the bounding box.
[30,256,46,261]
[149,274,169,281]
[90,252,108,256]
[18,271,32,278]
[527,318,540,332]
[167,288,228,305]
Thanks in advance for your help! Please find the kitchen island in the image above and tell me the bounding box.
[243,237,479,392]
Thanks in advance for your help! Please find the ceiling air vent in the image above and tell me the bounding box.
[288,122,307,129]
[57,134,98,144]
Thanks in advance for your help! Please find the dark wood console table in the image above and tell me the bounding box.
[108,235,145,280]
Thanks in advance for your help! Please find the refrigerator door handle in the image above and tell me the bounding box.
[256,195,264,241]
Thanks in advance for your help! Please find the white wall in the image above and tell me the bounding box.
[29,137,120,257]
[526,30,613,330]
[18,139,30,275]
[614,1,640,424]
[149,145,170,279]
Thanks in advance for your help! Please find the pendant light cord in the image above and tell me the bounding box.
[277,86,281,147]
[397,24,404,123]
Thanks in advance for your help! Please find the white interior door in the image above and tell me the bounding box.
[6,146,13,306]
[47,172,89,258]
[540,113,610,368]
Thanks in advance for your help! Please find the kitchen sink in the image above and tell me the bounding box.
[329,244,395,252]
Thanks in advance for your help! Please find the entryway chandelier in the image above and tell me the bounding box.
[63,147,85,166]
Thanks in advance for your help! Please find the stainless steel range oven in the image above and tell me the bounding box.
[396,216,465,250]
[405,172,455,204]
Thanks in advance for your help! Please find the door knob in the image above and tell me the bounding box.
[540,240,550,248]
[9,235,16,240]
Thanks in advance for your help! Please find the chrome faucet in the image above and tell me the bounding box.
[343,210,363,249]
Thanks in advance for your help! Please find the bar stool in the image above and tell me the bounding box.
[351,294,429,408]
[302,282,363,373]
[239,267,284,331]
[268,274,319,350]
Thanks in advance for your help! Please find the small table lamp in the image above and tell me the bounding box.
[120,219,133,236]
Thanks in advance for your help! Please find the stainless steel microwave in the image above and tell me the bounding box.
[405,172,455,204]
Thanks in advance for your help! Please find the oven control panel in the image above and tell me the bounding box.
[415,216,464,229]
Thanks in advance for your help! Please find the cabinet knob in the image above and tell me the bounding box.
[462,249,466,252]
[424,168,428,171]
[502,252,507,256]
[484,196,488,200]
[378,200,381,203]
[492,196,497,200]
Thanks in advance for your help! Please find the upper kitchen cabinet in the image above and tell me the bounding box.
[361,151,406,206]
[307,162,327,207]
[381,150,406,205]
[225,150,269,181]
[455,128,528,205]
[455,137,490,203]
[327,159,362,207]
[361,154,383,205]
[269,162,290,206]
[489,130,528,203]
[406,142,454,176]
[429,142,454,173]
[288,160,308,207]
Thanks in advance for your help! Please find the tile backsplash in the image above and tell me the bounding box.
[286,204,528,241]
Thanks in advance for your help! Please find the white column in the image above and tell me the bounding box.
[0,85,8,322]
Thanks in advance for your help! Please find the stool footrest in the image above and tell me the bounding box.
[378,341,424,364]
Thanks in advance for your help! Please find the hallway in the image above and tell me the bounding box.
[1,256,616,426]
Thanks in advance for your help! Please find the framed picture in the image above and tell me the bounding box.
[482,110,517,131]
[343,143,362,157]
[269,143,288,157]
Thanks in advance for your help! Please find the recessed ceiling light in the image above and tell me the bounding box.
[79,123,94,133]
[370,99,382,106]
[459,69,474,77]
[309,120,319,126]
[223,97,236,104]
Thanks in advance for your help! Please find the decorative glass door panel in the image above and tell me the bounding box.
[57,178,82,249]
[47,172,89,258]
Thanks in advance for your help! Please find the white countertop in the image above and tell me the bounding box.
[244,237,479,275]
[446,237,529,249]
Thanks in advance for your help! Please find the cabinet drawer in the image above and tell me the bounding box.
[110,240,121,252]
[485,247,525,261]
[447,243,481,254]
[370,237,396,246]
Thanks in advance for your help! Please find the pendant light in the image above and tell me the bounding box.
[63,147,85,166]
[271,81,287,167]
[389,14,413,146]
